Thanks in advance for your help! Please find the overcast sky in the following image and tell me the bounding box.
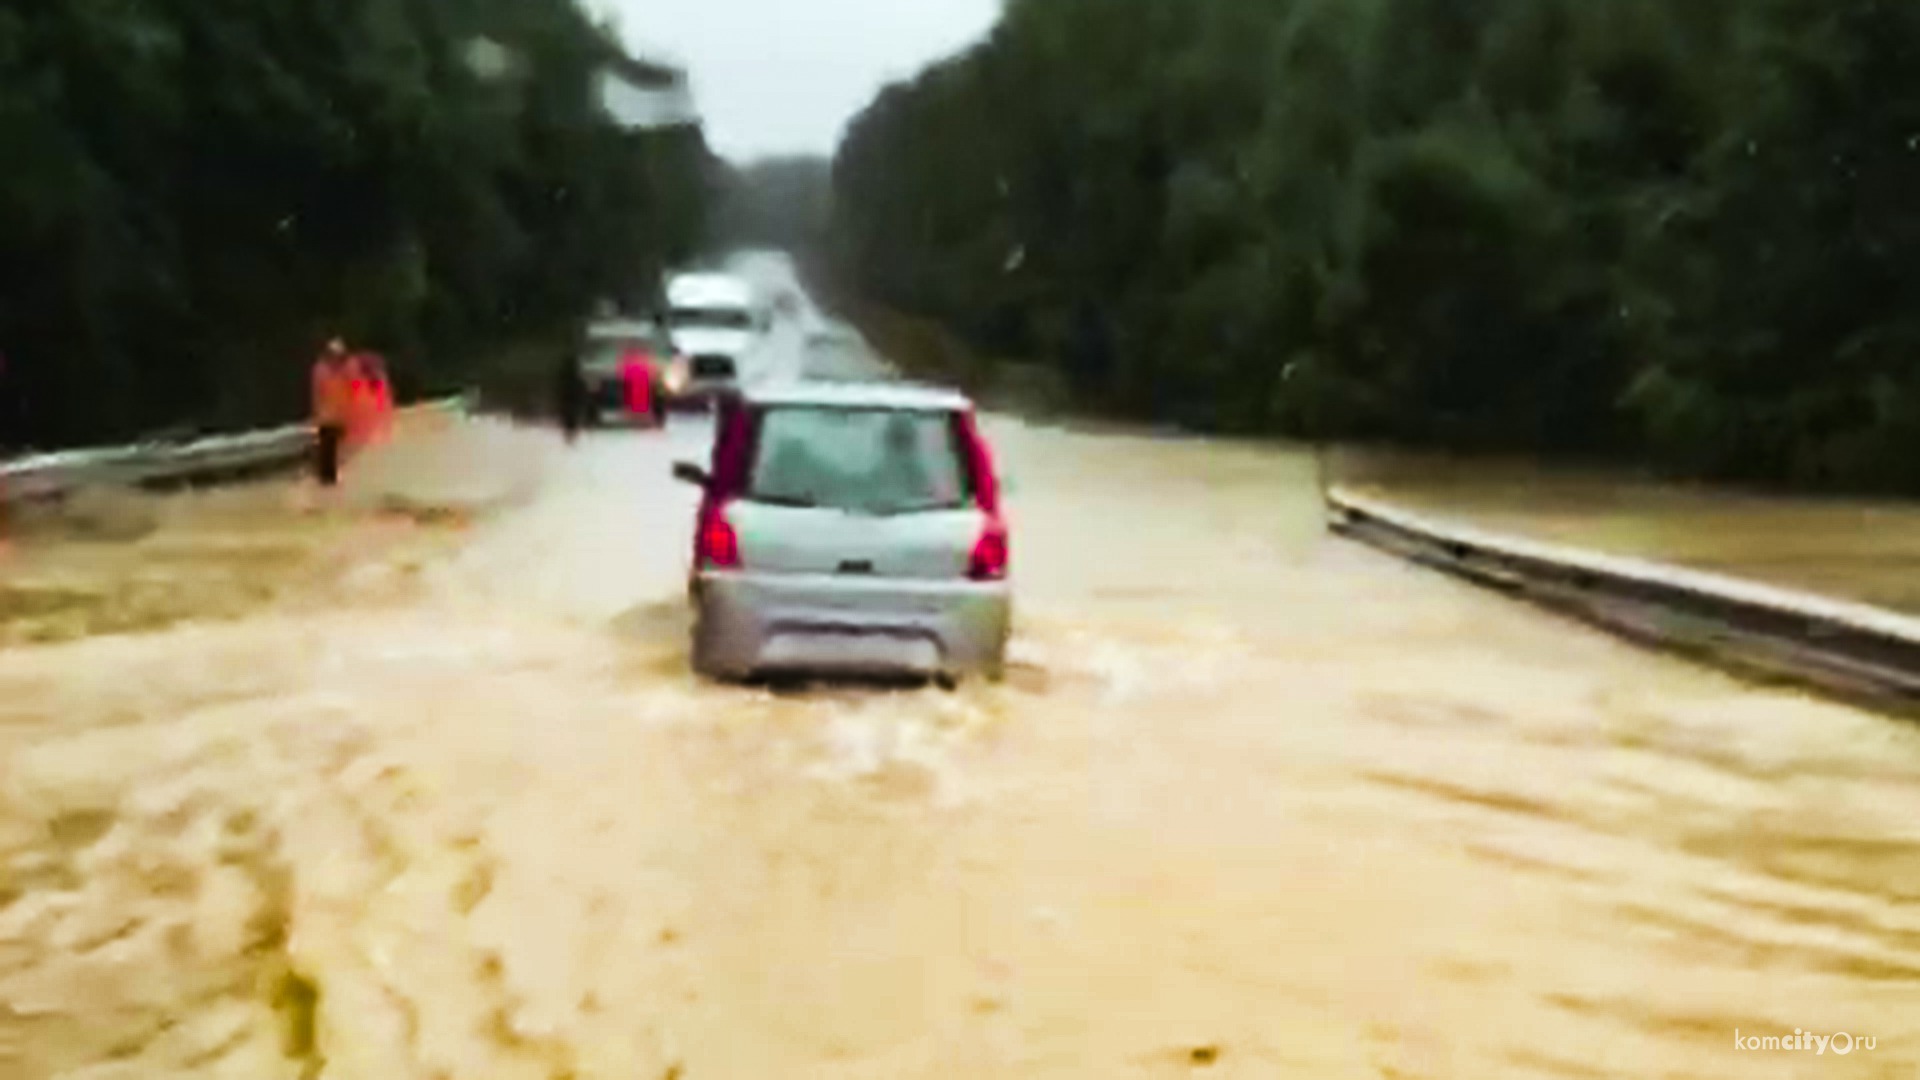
[588,0,1001,162]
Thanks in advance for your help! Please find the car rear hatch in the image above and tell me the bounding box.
[730,503,981,580]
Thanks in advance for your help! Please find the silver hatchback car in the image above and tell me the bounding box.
[672,382,1012,684]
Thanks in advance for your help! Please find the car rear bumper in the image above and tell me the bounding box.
[692,571,1011,680]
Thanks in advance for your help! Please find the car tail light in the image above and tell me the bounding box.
[692,402,758,573]
[969,516,1009,581]
[956,410,1009,581]
[955,410,1001,516]
[696,504,741,569]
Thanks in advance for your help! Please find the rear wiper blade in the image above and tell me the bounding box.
[867,500,971,517]
[746,494,820,508]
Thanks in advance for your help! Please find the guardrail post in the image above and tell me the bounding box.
[1,395,468,506]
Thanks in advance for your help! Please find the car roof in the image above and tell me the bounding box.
[667,273,754,308]
[742,379,973,413]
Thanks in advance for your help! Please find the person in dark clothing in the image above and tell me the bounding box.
[555,348,586,444]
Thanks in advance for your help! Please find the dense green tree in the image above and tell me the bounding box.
[0,0,712,450]
[833,0,1920,492]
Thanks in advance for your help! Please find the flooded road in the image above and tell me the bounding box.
[7,270,1920,1078]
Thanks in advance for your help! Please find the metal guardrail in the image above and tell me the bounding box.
[1326,486,1920,713]
[0,395,471,505]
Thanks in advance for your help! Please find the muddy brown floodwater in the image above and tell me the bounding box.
[4,411,1920,1080]
[1337,446,1920,616]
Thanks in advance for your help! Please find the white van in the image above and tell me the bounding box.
[664,272,767,406]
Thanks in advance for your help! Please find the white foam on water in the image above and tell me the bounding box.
[802,692,998,810]
[1011,614,1255,705]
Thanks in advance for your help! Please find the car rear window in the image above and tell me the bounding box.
[581,343,624,371]
[690,355,737,378]
[746,406,971,515]
[581,338,662,372]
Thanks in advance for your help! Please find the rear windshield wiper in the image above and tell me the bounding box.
[866,499,971,516]
[745,494,821,508]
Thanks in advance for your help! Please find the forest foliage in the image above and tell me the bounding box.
[833,0,1920,490]
[0,0,712,450]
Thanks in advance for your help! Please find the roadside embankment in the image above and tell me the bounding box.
[0,414,554,647]
[1333,446,1920,619]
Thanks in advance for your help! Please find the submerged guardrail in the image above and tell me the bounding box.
[0,395,471,506]
[1326,485,1920,712]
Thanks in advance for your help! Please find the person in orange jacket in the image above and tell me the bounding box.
[355,351,394,445]
[311,339,357,487]
[340,348,397,458]
[340,352,368,461]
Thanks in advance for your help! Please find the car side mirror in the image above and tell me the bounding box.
[673,461,711,488]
